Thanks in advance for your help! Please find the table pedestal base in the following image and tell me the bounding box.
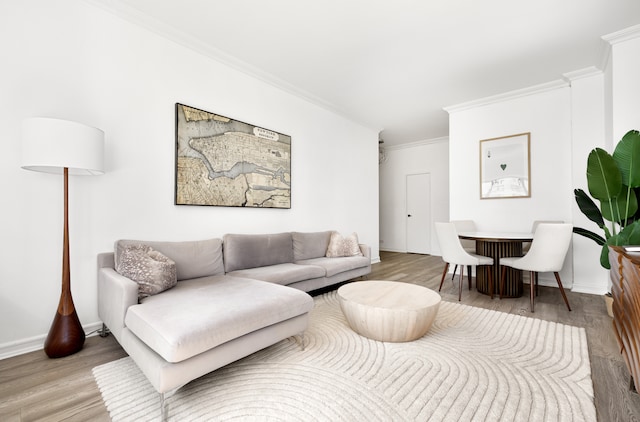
[476,240,523,298]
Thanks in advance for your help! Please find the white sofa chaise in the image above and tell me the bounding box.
[97,231,371,414]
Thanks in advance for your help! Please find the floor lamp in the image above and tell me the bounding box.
[21,117,105,358]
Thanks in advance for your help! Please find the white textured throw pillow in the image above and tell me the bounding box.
[115,244,177,301]
[326,231,363,258]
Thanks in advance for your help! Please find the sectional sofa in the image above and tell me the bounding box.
[97,230,371,414]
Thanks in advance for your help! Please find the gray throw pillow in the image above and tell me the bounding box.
[115,244,177,301]
[325,231,363,258]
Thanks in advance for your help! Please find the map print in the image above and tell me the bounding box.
[175,103,291,208]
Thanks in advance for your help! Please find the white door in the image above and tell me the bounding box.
[406,173,431,254]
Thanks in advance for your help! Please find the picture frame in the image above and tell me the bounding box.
[175,103,291,208]
[479,132,530,199]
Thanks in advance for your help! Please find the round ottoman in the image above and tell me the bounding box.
[337,280,441,342]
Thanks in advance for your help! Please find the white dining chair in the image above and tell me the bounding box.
[522,220,563,253]
[435,222,494,301]
[450,220,477,280]
[499,223,573,312]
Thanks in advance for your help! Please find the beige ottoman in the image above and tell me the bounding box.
[337,280,441,342]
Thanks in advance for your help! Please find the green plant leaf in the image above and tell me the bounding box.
[600,244,612,269]
[602,232,627,269]
[572,227,606,245]
[619,220,640,244]
[587,148,622,202]
[600,185,638,223]
[574,189,605,228]
[614,130,640,188]
[600,221,640,268]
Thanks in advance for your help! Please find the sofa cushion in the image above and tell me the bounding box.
[124,275,314,363]
[325,231,363,257]
[295,255,370,277]
[227,263,326,285]
[223,233,294,273]
[115,244,177,300]
[292,231,332,261]
[116,238,224,281]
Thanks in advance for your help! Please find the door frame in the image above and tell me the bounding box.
[405,172,431,254]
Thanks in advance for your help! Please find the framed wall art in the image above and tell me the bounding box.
[175,103,291,208]
[479,132,530,199]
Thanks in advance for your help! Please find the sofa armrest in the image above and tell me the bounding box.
[359,244,371,260]
[98,267,139,340]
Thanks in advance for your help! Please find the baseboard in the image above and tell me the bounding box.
[570,285,607,295]
[380,247,407,253]
[0,321,103,360]
[526,275,601,296]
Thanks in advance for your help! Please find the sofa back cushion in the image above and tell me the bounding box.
[115,238,224,281]
[223,232,294,272]
[292,231,332,261]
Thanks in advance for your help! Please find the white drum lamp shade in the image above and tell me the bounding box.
[21,117,105,358]
[22,117,104,174]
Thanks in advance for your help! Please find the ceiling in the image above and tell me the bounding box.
[93,0,640,145]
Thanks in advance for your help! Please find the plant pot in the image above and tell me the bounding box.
[604,294,614,318]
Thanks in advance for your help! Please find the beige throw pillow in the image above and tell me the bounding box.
[326,231,363,258]
[115,244,177,301]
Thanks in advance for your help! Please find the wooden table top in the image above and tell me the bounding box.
[337,280,441,311]
[457,231,534,242]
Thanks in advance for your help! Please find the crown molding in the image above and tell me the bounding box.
[599,24,640,72]
[602,24,640,45]
[443,79,569,114]
[562,66,603,83]
[385,136,448,151]
[82,0,377,131]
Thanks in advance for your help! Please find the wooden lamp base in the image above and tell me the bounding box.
[44,291,85,358]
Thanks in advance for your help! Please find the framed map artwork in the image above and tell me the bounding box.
[175,103,291,208]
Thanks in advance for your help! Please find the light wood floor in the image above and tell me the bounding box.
[1,251,639,421]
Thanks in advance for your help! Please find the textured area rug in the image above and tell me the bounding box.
[93,291,595,421]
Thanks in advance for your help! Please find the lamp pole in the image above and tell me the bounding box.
[43,167,85,358]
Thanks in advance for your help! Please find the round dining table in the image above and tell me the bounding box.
[457,231,534,298]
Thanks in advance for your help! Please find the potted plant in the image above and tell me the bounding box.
[574,130,640,317]
[574,129,640,269]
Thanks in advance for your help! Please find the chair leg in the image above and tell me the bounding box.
[499,266,506,299]
[487,266,494,299]
[452,264,458,280]
[535,273,539,296]
[438,262,450,292]
[458,265,464,301]
[467,265,472,290]
[554,272,572,311]
[530,271,536,312]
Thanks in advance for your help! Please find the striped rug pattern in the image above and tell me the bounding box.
[93,291,596,421]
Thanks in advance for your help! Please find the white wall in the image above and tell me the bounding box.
[0,0,379,357]
[447,84,575,287]
[567,70,609,293]
[610,29,640,143]
[379,139,449,254]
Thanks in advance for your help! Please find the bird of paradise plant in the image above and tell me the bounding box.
[574,130,640,268]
